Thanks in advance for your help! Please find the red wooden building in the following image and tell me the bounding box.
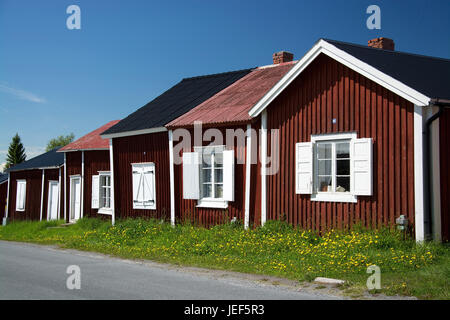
[3,148,65,223]
[167,38,450,242]
[101,37,449,241]
[58,120,119,223]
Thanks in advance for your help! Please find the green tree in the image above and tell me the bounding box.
[46,133,75,151]
[5,133,26,169]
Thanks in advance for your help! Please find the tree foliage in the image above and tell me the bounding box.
[46,133,75,152]
[5,133,26,169]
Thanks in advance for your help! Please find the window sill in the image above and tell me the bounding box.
[97,208,112,215]
[197,199,228,209]
[311,192,357,203]
[16,209,25,212]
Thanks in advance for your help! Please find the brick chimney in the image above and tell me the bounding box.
[368,37,395,51]
[273,51,294,64]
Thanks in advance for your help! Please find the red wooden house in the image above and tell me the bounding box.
[100,70,252,224]
[58,120,119,223]
[3,148,65,223]
[101,37,448,242]
[167,38,450,242]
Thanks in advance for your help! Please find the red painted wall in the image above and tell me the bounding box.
[0,181,7,220]
[264,53,415,233]
[8,168,63,221]
[64,150,111,221]
[112,132,171,220]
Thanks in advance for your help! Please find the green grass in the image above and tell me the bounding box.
[0,218,448,299]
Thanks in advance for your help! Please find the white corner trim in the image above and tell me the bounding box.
[64,154,67,221]
[244,124,252,229]
[81,151,85,219]
[260,110,268,226]
[58,167,61,220]
[109,139,115,225]
[100,127,167,139]
[39,169,45,221]
[414,105,425,242]
[168,130,176,226]
[249,39,430,118]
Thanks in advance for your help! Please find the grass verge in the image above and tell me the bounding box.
[0,218,448,299]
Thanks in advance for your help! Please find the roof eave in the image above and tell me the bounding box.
[100,126,168,139]
[249,39,431,118]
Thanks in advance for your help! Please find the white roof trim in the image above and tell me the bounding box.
[57,148,110,153]
[100,126,168,139]
[249,39,431,118]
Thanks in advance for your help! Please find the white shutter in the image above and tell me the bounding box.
[91,175,100,209]
[16,181,26,211]
[296,142,313,194]
[142,164,156,209]
[222,150,235,202]
[132,165,144,208]
[351,138,373,196]
[182,152,200,200]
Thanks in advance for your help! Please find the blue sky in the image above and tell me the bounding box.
[1,0,449,169]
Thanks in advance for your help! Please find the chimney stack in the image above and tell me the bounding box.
[368,37,395,51]
[273,51,294,64]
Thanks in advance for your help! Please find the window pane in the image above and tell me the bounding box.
[215,184,223,198]
[336,159,350,175]
[317,143,332,159]
[202,169,211,183]
[214,153,223,167]
[202,154,212,167]
[214,168,223,183]
[336,177,350,192]
[336,143,350,159]
[318,159,332,175]
[318,176,332,192]
[202,184,212,198]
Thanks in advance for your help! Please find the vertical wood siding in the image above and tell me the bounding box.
[8,170,42,221]
[82,150,110,218]
[113,132,171,220]
[0,182,7,219]
[440,109,450,242]
[174,125,252,227]
[7,168,63,221]
[266,54,415,233]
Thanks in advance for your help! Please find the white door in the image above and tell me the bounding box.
[70,177,81,221]
[47,181,59,220]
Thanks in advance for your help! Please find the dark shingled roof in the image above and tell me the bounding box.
[102,68,253,135]
[325,39,450,100]
[7,147,64,172]
[0,173,7,184]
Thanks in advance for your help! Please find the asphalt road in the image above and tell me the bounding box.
[0,240,342,300]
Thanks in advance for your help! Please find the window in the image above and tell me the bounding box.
[16,180,26,211]
[132,163,156,210]
[296,133,372,203]
[182,145,234,208]
[92,172,112,214]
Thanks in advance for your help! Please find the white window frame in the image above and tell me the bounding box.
[194,145,228,209]
[98,171,112,215]
[131,162,156,210]
[311,132,357,203]
[16,180,26,212]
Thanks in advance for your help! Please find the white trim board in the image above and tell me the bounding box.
[249,39,431,118]
[101,127,167,139]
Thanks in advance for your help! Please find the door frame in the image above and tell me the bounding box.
[47,180,59,221]
[69,175,81,222]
